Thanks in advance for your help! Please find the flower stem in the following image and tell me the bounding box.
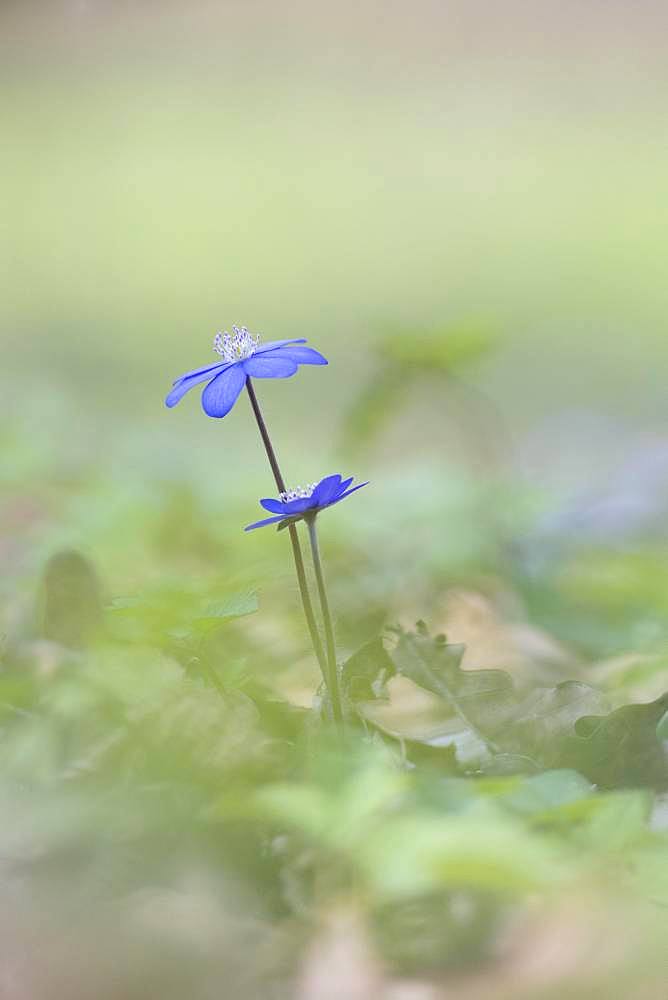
[305,515,343,729]
[244,379,327,683]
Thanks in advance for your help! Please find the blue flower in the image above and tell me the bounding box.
[165,325,328,418]
[245,474,369,531]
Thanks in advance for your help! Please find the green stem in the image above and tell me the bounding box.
[244,379,327,684]
[306,515,343,729]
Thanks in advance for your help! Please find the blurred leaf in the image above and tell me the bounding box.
[190,592,259,634]
[499,769,593,817]
[108,597,141,611]
[571,693,668,790]
[363,811,567,900]
[499,681,611,768]
[387,624,513,755]
[257,784,332,840]
[341,637,395,703]
[402,738,458,771]
[388,625,614,774]
[340,322,497,454]
[381,323,497,370]
[340,365,411,456]
[571,789,653,851]
[206,592,259,619]
[629,841,668,906]
[372,890,503,974]
[657,709,668,742]
[36,550,103,648]
[107,589,258,645]
[257,757,406,853]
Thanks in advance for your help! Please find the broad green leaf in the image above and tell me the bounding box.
[191,592,259,634]
[572,790,653,851]
[363,812,567,899]
[387,625,515,754]
[500,681,610,767]
[499,769,593,817]
[570,693,668,789]
[386,625,668,790]
[388,625,608,768]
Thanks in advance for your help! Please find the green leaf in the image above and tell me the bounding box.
[387,625,513,752]
[191,591,259,633]
[341,637,396,703]
[201,591,259,620]
[499,681,610,768]
[363,812,566,900]
[390,625,668,790]
[570,693,668,790]
[388,625,609,772]
[655,709,668,742]
[573,790,653,851]
[499,769,593,817]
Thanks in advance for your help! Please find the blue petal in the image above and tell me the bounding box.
[254,338,307,356]
[276,347,328,366]
[165,364,229,408]
[260,498,286,513]
[311,475,343,507]
[201,364,247,418]
[242,353,299,379]
[329,482,369,506]
[337,477,354,495]
[173,360,232,385]
[258,496,314,515]
[278,496,316,515]
[244,514,287,531]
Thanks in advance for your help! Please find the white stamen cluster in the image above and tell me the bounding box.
[213,325,260,362]
[279,483,317,503]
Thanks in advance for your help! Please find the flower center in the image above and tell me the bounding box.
[213,325,260,362]
[279,483,317,503]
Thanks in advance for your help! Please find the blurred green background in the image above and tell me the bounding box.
[3,0,668,657]
[2,3,668,997]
